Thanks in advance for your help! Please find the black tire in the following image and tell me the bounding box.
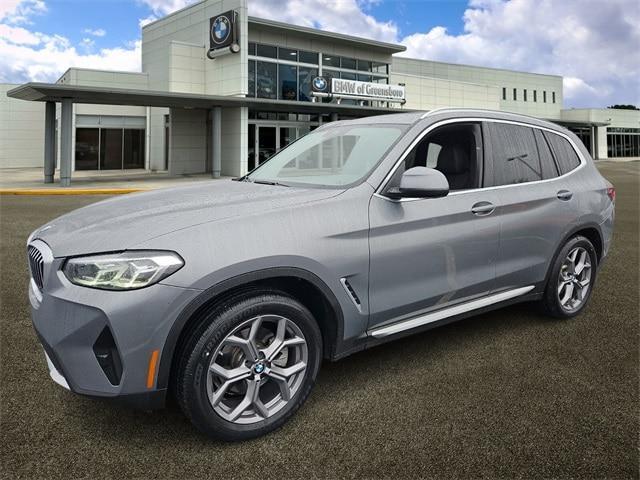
[541,235,598,319]
[173,289,322,441]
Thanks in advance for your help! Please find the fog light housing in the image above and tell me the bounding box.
[93,327,123,386]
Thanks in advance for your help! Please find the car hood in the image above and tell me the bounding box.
[33,180,343,257]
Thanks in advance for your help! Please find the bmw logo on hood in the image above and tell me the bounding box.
[312,76,328,92]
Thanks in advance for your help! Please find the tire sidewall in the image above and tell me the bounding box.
[182,292,322,440]
[545,235,598,318]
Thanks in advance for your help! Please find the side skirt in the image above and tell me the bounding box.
[368,286,536,339]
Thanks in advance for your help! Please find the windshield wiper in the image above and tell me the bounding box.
[252,179,290,187]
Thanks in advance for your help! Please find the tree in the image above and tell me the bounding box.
[607,104,640,110]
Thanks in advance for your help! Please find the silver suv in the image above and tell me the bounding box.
[28,109,615,441]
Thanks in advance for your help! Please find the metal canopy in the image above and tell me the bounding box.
[7,82,408,116]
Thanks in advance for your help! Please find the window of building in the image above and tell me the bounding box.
[357,74,372,82]
[502,87,506,100]
[605,127,640,158]
[524,89,527,102]
[552,91,556,103]
[513,88,517,101]
[256,44,277,58]
[396,122,482,191]
[543,91,547,103]
[123,129,145,169]
[322,54,340,68]
[544,132,581,173]
[75,128,99,170]
[533,90,537,102]
[256,61,277,99]
[485,122,543,186]
[357,59,372,72]
[298,50,319,65]
[341,57,357,70]
[372,61,388,74]
[247,60,256,97]
[298,67,318,101]
[278,47,298,61]
[278,64,297,100]
[248,42,256,56]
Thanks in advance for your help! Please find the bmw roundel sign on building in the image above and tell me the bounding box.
[209,10,238,53]
[311,76,329,93]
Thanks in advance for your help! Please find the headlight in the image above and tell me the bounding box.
[63,251,184,291]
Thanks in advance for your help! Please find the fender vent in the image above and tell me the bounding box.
[340,278,362,312]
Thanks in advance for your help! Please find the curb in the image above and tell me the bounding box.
[0,188,147,195]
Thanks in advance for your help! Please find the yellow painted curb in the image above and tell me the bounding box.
[0,188,148,195]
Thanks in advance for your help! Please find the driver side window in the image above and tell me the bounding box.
[394,122,482,191]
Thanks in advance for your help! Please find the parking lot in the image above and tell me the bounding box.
[1,161,638,479]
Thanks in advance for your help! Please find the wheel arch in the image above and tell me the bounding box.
[542,221,604,290]
[156,267,345,392]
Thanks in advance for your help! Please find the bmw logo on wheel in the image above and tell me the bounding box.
[211,15,231,45]
[312,76,328,92]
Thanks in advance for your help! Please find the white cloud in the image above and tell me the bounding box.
[0,0,46,24]
[137,0,195,16]
[138,14,157,28]
[0,23,42,45]
[397,0,640,107]
[248,0,398,43]
[83,28,106,37]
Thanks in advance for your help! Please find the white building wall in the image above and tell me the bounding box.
[390,73,500,110]
[142,0,248,96]
[0,83,45,168]
[392,57,563,119]
[168,107,208,175]
[221,106,247,177]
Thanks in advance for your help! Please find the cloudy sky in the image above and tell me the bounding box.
[1,0,638,108]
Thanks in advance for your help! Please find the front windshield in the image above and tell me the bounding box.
[246,124,405,187]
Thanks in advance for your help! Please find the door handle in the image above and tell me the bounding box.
[471,201,495,216]
[557,190,573,201]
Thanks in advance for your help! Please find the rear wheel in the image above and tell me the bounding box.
[541,235,598,318]
[174,290,322,441]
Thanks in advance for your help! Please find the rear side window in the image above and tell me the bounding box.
[533,129,559,179]
[543,132,582,174]
[485,122,543,186]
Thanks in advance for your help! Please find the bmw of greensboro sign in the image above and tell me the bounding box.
[331,78,405,100]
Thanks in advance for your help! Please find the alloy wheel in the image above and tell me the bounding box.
[206,314,308,424]
[557,246,592,312]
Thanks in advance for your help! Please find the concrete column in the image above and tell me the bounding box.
[60,99,73,187]
[330,112,338,122]
[212,106,222,178]
[43,102,56,184]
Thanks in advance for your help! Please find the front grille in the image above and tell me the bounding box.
[28,245,45,290]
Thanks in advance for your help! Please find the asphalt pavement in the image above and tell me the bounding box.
[1,161,638,479]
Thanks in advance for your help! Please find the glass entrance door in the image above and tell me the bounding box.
[256,125,277,166]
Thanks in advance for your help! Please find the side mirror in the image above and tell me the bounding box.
[386,167,449,199]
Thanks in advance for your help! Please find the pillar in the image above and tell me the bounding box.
[43,101,56,184]
[60,99,73,187]
[212,106,222,178]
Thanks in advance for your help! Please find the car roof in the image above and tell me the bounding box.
[333,108,570,135]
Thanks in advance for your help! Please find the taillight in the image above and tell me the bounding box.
[607,187,616,203]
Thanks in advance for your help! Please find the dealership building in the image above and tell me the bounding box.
[2,0,639,185]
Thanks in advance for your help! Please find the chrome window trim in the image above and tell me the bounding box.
[374,117,587,203]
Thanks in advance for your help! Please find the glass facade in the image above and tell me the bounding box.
[75,127,145,170]
[247,42,390,102]
[607,127,640,158]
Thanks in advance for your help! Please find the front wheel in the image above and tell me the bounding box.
[174,290,322,441]
[541,235,598,318]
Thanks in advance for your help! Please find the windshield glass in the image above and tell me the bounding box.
[246,124,405,187]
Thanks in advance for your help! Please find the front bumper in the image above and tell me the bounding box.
[29,240,201,409]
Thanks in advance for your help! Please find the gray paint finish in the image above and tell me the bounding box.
[27,109,615,407]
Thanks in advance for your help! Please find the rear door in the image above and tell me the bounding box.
[486,121,581,291]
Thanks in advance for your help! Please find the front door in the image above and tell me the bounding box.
[367,121,500,333]
[257,126,277,166]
